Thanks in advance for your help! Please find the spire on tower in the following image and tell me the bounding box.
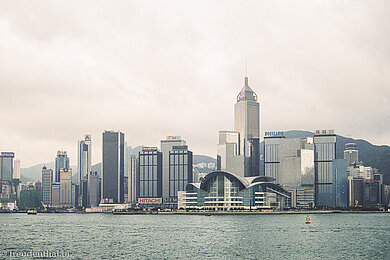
[237,76,257,102]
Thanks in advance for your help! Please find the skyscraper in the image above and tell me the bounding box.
[264,134,314,187]
[314,130,336,207]
[55,151,69,182]
[344,143,358,166]
[217,131,244,176]
[160,136,186,198]
[88,171,100,207]
[128,155,138,203]
[102,130,125,204]
[60,168,72,207]
[168,145,193,205]
[13,159,20,180]
[234,77,260,177]
[41,166,53,206]
[0,152,15,182]
[77,135,92,186]
[137,147,162,198]
[332,159,348,208]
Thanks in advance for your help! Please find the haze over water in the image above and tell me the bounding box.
[1,213,389,259]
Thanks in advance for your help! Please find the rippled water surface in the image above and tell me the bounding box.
[1,213,389,259]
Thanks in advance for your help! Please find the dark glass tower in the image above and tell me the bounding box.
[314,131,336,207]
[137,147,163,198]
[55,151,69,182]
[102,131,125,204]
[168,145,193,199]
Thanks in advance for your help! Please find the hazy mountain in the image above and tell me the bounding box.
[20,153,216,181]
[193,155,216,165]
[20,162,76,183]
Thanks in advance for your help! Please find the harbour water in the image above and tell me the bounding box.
[1,213,389,259]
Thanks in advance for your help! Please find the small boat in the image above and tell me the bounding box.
[27,209,37,215]
[305,215,311,224]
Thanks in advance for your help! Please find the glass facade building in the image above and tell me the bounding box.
[102,131,125,204]
[88,171,100,207]
[77,135,92,186]
[332,159,348,208]
[137,148,162,198]
[160,136,186,198]
[314,132,336,208]
[168,146,193,199]
[55,151,69,183]
[181,171,291,210]
[0,152,14,182]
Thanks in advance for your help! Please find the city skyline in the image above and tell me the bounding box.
[1,1,389,167]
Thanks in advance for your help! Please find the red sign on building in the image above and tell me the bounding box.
[138,198,162,204]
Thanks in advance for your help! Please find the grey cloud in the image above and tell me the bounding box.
[0,0,389,167]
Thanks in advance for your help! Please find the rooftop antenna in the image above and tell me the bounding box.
[245,58,248,77]
[245,58,249,86]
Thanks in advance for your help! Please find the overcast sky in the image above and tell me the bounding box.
[0,1,389,168]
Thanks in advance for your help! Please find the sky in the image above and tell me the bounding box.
[0,0,389,168]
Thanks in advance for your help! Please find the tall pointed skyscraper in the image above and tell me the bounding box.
[77,135,92,186]
[234,77,260,177]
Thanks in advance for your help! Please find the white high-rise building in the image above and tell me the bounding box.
[41,166,53,206]
[160,136,186,198]
[264,135,314,187]
[217,131,244,176]
[344,143,358,166]
[128,155,138,203]
[347,164,373,179]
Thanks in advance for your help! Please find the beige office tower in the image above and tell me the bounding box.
[233,77,261,177]
[128,155,138,203]
[60,168,72,207]
[160,136,186,198]
[13,159,20,179]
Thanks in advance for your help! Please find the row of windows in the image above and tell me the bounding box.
[169,181,187,197]
[265,144,279,162]
[139,155,158,166]
[169,154,189,165]
[139,180,158,197]
[169,165,189,180]
[316,162,333,183]
[139,166,158,181]
[315,143,335,161]
[265,164,279,183]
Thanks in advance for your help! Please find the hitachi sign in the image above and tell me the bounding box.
[138,198,162,204]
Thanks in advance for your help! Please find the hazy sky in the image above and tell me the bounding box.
[0,1,389,168]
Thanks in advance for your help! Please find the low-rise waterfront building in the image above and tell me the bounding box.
[179,171,291,211]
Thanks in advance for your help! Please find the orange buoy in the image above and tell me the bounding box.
[305,215,311,224]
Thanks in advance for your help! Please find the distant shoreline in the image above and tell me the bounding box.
[2,210,389,215]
